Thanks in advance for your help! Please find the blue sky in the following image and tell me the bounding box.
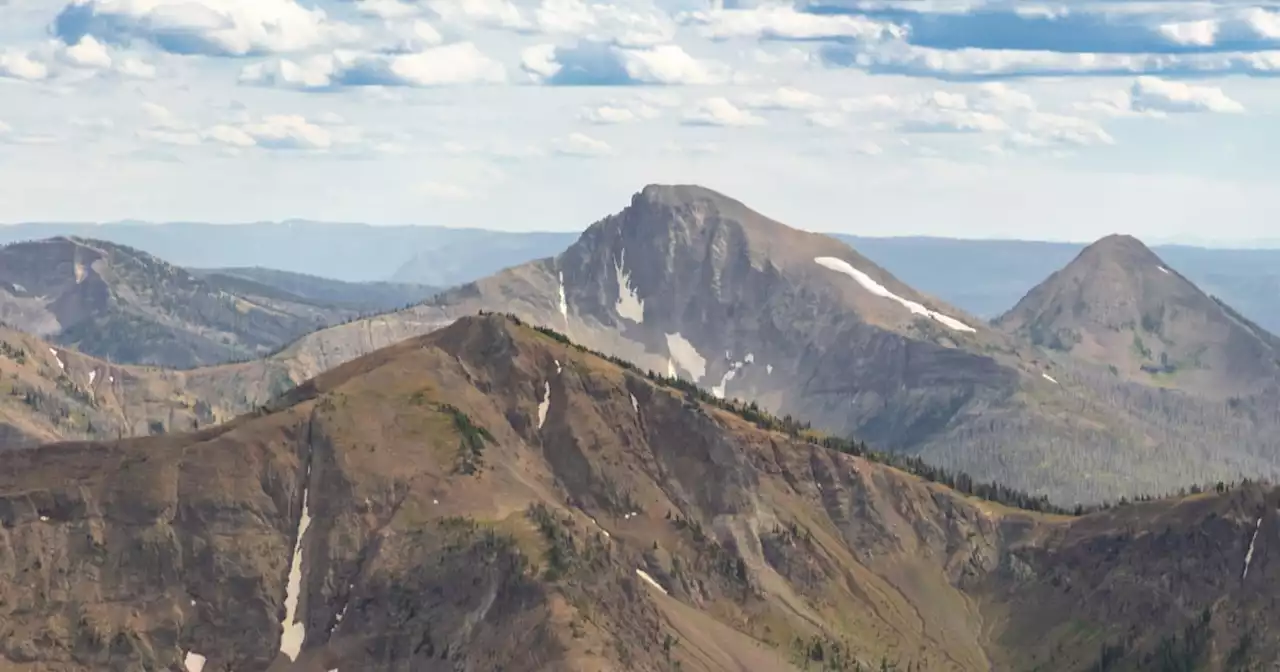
[1,0,1278,244]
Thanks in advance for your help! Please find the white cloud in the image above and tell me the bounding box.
[55,0,364,56]
[1015,113,1115,147]
[353,0,421,19]
[805,111,845,128]
[61,36,112,69]
[135,105,357,152]
[425,0,531,31]
[533,0,674,46]
[740,87,826,111]
[682,6,903,42]
[580,100,660,123]
[829,40,1280,79]
[552,132,614,156]
[901,108,1007,133]
[419,180,475,200]
[241,42,506,89]
[683,97,766,127]
[0,49,49,80]
[522,42,728,85]
[1130,76,1246,113]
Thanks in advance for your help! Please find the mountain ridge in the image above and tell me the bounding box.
[0,236,396,368]
[2,313,1277,671]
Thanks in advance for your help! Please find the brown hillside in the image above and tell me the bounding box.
[0,315,1274,671]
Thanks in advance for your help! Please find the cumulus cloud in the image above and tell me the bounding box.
[53,0,362,56]
[822,39,1280,79]
[0,49,50,80]
[681,6,903,42]
[1129,76,1246,113]
[552,132,614,156]
[135,103,359,151]
[683,97,766,126]
[240,42,506,89]
[1012,113,1115,147]
[579,99,661,123]
[740,86,826,110]
[522,42,727,85]
[424,0,531,31]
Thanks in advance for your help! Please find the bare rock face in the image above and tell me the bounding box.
[996,234,1280,397]
[1,315,1276,672]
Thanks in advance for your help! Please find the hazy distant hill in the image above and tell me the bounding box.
[0,221,576,286]
[839,235,1280,333]
[189,267,439,313]
[0,237,382,368]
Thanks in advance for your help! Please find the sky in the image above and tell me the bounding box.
[1,0,1279,244]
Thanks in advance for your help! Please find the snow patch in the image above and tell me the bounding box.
[590,517,611,538]
[766,364,773,375]
[1042,373,1058,384]
[537,382,551,429]
[88,370,97,386]
[48,348,65,371]
[39,515,48,522]
[744,353,754,364]
[630,393,638,413]
[665,332,706,381]
[712,357,749,400]
[11,283,24,293]
[635,568,667,594]
[108,375,114,383]
[184,652,206,672]
[814,256,976,333]
[1243,516,1262,579]
[555,359,562,374]
[279,464,313,662]
[613,250,645,323]
[1158,266,1170,274]
[557,271,568,323]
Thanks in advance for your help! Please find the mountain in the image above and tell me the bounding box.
[0,221,577,286]
[224,185,1280,505]
[0,237,374,368]
[389,231,579,286]
[1,313,1275,672]
[7,223,1279,333]
[996,234,1280,396]
[189,267,440,314]
[0,325,288,449]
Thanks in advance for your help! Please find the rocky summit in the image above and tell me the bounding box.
[996,234,1280,397]
[0,314,1276,672]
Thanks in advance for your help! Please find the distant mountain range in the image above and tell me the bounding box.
[5,222,1276,334]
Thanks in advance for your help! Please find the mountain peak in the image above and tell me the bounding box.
[1077,233,1163,266]
[997,233,1280,394]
